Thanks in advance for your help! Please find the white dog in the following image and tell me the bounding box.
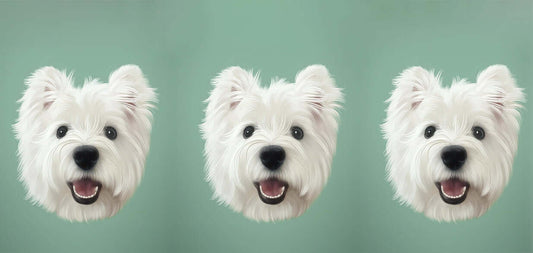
[383,65,524,221]
[201,65,342,221]
[14,65,156,221]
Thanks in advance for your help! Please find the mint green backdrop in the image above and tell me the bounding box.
[0,1,531,252]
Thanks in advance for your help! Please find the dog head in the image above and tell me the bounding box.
[14,65,156,221]
[383,65,524,221]
[201,65,342,221]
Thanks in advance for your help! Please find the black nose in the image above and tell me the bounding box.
[260,145,286,171]
[73,145,99,171]
[441,145,467,171]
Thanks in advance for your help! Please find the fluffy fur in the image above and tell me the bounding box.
[383,65,524,221]
[14,65,156,221]
[201,65,342,221]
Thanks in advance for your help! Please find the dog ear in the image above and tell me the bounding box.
[476,65,524,117]
[295,65,343,120]
[20,66,72,113]
[388,66,439,113]
[208,66,258,112]
[108,65,157,120]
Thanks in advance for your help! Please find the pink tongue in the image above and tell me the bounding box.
[260,179,285,197]
[441,178,467,196]
[73,179,99,197]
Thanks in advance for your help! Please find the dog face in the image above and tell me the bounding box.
[201,65,342,221]
[14,65,156,221]
[383,65,524,221]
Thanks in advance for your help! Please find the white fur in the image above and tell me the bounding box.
[201,65,343,221]
[14,65,157,221]
[383,65,524,221]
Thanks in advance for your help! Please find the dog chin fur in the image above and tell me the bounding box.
[14,65,157,222]
[383,65,524,222]
[201,65,343,222]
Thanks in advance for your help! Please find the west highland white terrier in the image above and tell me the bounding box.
[14,65,156,221]
[201,65,343,221]
[383,65,524,221]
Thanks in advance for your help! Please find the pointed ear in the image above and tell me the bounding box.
[476,65,524,117]
[207,66,258,112]
[108,65,157,119]
[21,66,72,112]
[389,66,439,112]
[295,65,343,119]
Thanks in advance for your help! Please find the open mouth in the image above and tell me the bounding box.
[435,178,470,205]
[67,178,102,205]
[253,178,289,205]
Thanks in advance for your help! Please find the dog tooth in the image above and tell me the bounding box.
[259,185,285,199]
[73,185,99,199]
[440,185,465,199]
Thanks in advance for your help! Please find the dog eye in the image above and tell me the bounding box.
[424,126,436,139]
[104,126,118,140]
[472,126,485,140]
[291,126,304,140]
[56,126,68,139]
[243,126,255,139]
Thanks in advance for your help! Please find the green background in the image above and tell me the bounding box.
[0,0,531,252]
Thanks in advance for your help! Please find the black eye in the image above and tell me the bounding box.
[472,126,485,140]
[104,126,117,140]
[243,126,254,139]
[291,126,304,140]
[56,125,68,139]
[424,125,436,139]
